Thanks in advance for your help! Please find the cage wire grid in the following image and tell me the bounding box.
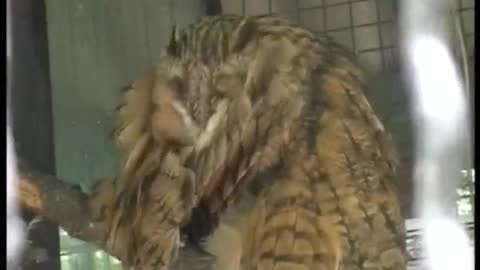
[222,0,399,73]
[52,0,473,269]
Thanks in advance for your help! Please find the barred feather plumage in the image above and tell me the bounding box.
[91,14,408,270]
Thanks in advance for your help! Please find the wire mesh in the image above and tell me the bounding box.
[223,0,400,73]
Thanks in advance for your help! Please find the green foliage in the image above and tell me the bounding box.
[456,169,475,219]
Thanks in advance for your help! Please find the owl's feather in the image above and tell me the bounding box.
[98,15,407,270]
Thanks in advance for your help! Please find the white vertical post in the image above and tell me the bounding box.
[400,0,474,269]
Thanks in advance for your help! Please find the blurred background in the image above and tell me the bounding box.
[8,0,474,269]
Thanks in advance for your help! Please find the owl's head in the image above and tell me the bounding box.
[150,59,198,150]
[113,30,202,154]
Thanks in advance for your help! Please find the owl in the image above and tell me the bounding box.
[93,15,407,270]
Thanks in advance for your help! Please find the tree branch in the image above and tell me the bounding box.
[16,162,216,270]
[17,163,108,248]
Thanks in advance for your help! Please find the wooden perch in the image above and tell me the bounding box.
[15,162,212,270]
[17,163,108,248]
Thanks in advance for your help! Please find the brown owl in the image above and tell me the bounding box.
[99,15,406,270]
